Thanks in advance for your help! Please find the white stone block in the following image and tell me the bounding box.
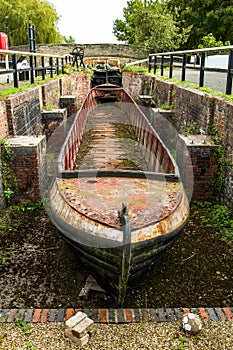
[72,317,94,338]
[65,329,89,347]
[65,311,87,330]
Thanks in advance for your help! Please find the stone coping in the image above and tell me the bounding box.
[0,307,232,323]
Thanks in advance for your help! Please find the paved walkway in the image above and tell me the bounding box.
[1,307,233,323]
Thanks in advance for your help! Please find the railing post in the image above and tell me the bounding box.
[226,49,233,95]
[199,52,205,87]
[56,57,59,75]
[161,55,164,76]
[61,58,64,74]
[49,57,53,78]
[12,54,18,88]
[148,55,152,72]
[169,54,173,79]
[34,57,37,77]
[30,55,34,84]
[181,53,186,81]
[41,56,45,80]
[153,55,157,74]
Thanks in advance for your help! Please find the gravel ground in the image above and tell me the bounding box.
[1,321,233,349]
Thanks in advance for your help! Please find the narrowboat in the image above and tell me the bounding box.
[47,83,189,306]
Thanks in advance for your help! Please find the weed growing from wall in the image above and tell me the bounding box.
[0,139,18,205]
[207,120,233,196]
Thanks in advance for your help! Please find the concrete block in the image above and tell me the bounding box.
[72,317,94,338]
[65,311,87,330]
[65,329,89,347]
[65,311,95,346]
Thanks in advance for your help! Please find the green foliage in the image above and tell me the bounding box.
[0,139,17,204]
[15,319,31,334]
[198,33,224,49]
[43,104,57,111]
[159,104,173,110]
[167,0,233,49]
[213,145,232,195]
[191,201,233,242]
[0,251,9,266]
[113,0,190,53]
[177,337,188,350]
[26,200,44,210]
[0,0,61,46]
[184,122,200,136]
[0,222,6,230]
[122,65,148,73]
[0,76,64,100]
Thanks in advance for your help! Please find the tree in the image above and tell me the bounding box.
[198,33,224,49]
[0,0,61,46]
[167,0,233,49]
[113,0,190,53]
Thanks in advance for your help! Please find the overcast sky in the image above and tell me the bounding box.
[48,0,128,44]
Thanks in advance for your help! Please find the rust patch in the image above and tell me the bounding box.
[58,177,183,230]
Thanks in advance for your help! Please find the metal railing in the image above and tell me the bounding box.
[0,49,73,88]
[126,46,233,95]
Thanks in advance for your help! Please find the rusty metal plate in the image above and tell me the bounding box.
[58,177,182,230]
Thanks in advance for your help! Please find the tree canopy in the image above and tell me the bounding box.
[113,0,233,52]
[0,0,64,46]
[113,0,190,53]
[167,0,233,49]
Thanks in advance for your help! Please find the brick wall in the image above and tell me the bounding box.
[5,87,42,136]
[0,72,90,204]
[122,72,144,99]
[212,98,233,162]
[174,87,215,133]
[7,136,46,202]
[123,72,233,211]
[41,80,61,108]
[0,100,8,138]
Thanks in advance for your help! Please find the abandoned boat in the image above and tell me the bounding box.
[48,83,189,305]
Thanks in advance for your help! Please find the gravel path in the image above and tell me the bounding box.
[1,321,233,349]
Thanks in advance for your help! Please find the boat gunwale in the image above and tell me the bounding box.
[57,84,180,178]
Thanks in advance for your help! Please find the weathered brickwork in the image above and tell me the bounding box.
[122,72,144,99]
[7,136,46,202]
[0,100,8,138]
[212,98,233,162]
[60,73,91,107]
[1,307,233,323]
[41,79,61,108]
[223,169,233,211]
[59,96,77,117]
[5,87,42,136]
[174,86,214,133]
[123,72,232,211]
[42,109,67,140]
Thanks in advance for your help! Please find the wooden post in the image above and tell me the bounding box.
[118,203,132,306]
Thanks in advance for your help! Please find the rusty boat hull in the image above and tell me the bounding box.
[48,84,189,305]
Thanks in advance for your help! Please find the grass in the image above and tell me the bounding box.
[122,65,148,73]
[154,74,233,102]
